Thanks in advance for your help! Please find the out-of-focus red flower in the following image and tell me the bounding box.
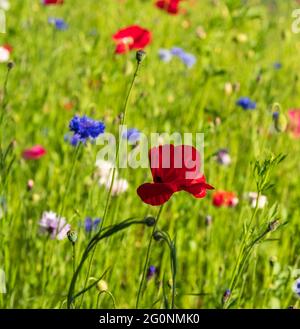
[112,25,151,54]
[63,101,74,111]
[137,144,213,206]
[42,0,64,5]
[212,191,239,207]
[155,0,183,15]
[288,109,300,138]
[2,44,13,53]
[22,145,47,160]
[0,44,13,63]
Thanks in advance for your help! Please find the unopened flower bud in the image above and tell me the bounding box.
[7,61,14,70]
[153,231,163,241]
[67,230,78,244]
[167,279,173,289]
[222,289,231,303]
[224,82,233,96]
[205,215,212,226]
[136,50,146,63]
[97,279,108,292]
[145,216,155,227]
[268,220,280,232]
[27,179,34,191]
[269,256,277,267]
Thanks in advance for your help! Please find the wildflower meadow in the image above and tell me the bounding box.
[1,0,300,311]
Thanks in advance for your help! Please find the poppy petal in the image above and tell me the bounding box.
[149,144,177,183]
[174,144,202,180]
[149,144,203,183]
[137,183,176,206]
[182,181,214,198]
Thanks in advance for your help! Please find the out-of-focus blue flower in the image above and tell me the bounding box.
[273,62,282,70]
[122,128,140,144]
[180,52,196,68]
[69,115,105,145]
[159,47,197,69]
[0,195,7,219]
[293,278,300,297]
[48,17,68,31]
[84,217,101,233]
[216,149,231,166]
[222,289,231,303]
[88,28,98,36]
[146,265,156,280]
[70,134,81,146]
[236,97,256,110]
[158,49,173,62]
[170,47,185,56]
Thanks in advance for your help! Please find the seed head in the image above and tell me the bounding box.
[67,230,78,244]
[145,216,155,227]
[136,50,146,64]
[153,231,163,241]
[7,61,14,70]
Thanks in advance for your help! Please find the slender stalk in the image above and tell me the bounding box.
[77,59,141,307]
[42,145,81,291]
[227,192,261,304]
[0,63,13,122]
[170,240,177,309]
[100,61,141,230]
[72,243,76,275]
[58,144,81,222]
[67,218,148,308]
[136,204,164,309]
[96,291,116,309]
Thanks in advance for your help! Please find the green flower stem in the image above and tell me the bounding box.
[67,218,148,308]
[77,60,141,307]
[226,192,261,305]
[136,204,164,309]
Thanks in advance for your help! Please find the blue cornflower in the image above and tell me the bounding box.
[146,265,156,280]
[273,62,282,70]
[293,278,300,297]
[180,52,196,68]
[236,97,256,110]
[158,49,173,62]
[170,47,197,68]
[48,17,68,31]
[170,47,185,56]
[84,217,101,233]
[122,128,141,144]
[69,115,105,145]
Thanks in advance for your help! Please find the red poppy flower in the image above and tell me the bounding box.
[42,0,64,5]
[212,191,239,207]
[137,144,213,206]
[155,0,183,15]
[112,25,151,54]
[22,145,47,160]
[63,101,74,111]
[288,109,300,138]
[2,44,13,53]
